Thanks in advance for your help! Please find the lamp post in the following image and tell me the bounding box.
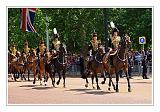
[103,8,109,48]
[45,15,49,51]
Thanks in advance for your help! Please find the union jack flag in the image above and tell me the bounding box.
[21,8,37,32]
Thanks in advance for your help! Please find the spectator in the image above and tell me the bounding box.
[142,55,149,79]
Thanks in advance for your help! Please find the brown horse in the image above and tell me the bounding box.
[11,52,27,81]
[33,51,47,85]
[84,45,106,90]
[103,37,131,92]
[8,52,17,80]
[25,49,37,81]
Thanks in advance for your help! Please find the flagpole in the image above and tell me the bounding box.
[45,15,49,51]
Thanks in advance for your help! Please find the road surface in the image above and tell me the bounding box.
[8,76,152,104]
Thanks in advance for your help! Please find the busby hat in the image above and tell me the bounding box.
[24,41,28,46]
[112,27,119,33]
[92,32,97,37]
[40,40,45,44]
[12,42,16,47]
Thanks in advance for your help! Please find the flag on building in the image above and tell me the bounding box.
[21,8,37,32]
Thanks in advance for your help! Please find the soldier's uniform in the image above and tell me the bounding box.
[88,32,101,57]
[111,28,121,49]
[10,44,17,56]
[38,40,46,57]
[22,41,30,55]
[110,27,121,66]
[36,40,46,66]
[51,34,61,53]
[87,32,101,70]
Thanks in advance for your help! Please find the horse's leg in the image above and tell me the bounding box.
[39,72,42,85]
[125,71,131,92]
[23,69,26,81]
[33,68,37,84]
[85,70,90,88]
[101,71,106,84]
[108,74,112,91]
[95,74,100,90]
[91,75,95,89]
[115,72,119,92]
[44,73,47,86]
[28,69,30,81]
[101,77,106,84]
[85,77,89,88]
[62,70,66,88]
[56,72,61,85]
[53,72,56,87]
[50,72,54,87]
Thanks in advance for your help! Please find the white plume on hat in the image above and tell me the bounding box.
[110,21,115,28]
[53,28,57,34]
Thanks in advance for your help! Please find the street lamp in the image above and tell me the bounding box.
[45,15,49,51]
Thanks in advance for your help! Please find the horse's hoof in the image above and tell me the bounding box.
[40,83,42,86]
[113,86,116,90]
[45,84,47,86]
[101,81,105,84]
[56,82,60,85]
[93,86,95,89]
[116,89,119,92]
[97,87,101,90]
[63,85,66,88]
[128,88,131,92]
[28,79,30,81]
[85,84,88,88]
[108,88,111,91]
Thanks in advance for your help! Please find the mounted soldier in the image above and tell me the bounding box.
[51,28,61,55]
[36,39,47,66]
[109,22,121,66]
[22,41,30,56]
[87,32,101,70]
[9,43,18,57]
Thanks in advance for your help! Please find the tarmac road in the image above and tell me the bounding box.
[8,76,152,105]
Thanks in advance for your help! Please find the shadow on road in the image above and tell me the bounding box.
[119,81,152,84]
[19,84,39,87]
[32,86,55,90]
[66,88,115,95]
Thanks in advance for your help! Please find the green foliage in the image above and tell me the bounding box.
[8,8,152,52]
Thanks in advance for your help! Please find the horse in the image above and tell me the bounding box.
[32,49,42,85]
[102,36,131,92]
[8,52,17,80]
[84,45,106,90]
[44,50,56,87]
[11,52,27,81]
[52,44,67,88]
[25,49,37,81]
[33,51,48,85]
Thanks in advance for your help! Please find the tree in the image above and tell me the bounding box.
[8,8,152,52]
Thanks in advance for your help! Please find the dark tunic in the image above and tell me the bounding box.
[142,58,148,74]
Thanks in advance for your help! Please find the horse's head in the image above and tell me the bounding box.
[31,48,37,57]
[8,52,17,62]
